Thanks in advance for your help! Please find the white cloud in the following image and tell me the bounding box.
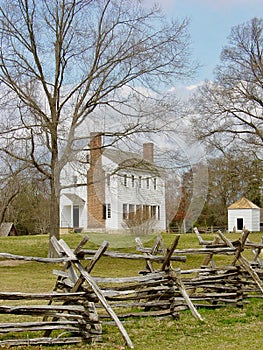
[167,82,205,100]
[186,84,201,91]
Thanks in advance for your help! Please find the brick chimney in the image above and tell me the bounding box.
[143,142,154,163]
[87,132,105,229]
[89,132,102,167]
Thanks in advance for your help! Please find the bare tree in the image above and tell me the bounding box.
[192,17,263,156]
[0,151,49,232]
[0,179,20,225]
[195,151,263,228]
[6,179,50,235]
[165,171,181,231]
[0,0,194,254]
[0,155,24,225]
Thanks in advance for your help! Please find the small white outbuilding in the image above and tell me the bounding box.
[228,197,260,232]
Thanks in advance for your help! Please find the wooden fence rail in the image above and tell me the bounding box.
[1,230,263,348]
[0,293,102,347]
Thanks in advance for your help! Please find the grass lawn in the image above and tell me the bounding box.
[1,232,263,349]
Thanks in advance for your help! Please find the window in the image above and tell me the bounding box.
[143,205,150,219]
[122,203,160,221]
[151,205,156,219]
[153,178,157,190]
[103,204,111,219]
[138,176,142,188]
[129,204,135,219]
[123,204,128,219]
[124,174,127,187]
[131,175,135,187]
[146,177,150,189]
[107,204,111,218]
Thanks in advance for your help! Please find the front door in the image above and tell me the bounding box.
[237,218,243,231]
[73,206,79,228]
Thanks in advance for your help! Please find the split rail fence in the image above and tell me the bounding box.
[1,229,263,348]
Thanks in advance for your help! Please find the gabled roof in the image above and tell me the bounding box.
[103,148,161,175]
[228,197,260,210]
[62,193,85,205]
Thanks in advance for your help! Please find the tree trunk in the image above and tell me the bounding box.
[48,179,60,258]
[0,188,20,225]
[48,137,61,258]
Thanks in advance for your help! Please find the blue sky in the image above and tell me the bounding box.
[145,0,263,85]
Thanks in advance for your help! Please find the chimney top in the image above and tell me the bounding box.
[143,142,154,163]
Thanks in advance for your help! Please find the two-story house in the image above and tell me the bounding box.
[60,133,166,233]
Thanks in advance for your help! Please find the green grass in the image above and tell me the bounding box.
[1,232,263,349]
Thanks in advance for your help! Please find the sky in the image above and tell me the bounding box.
[145,0,263,86]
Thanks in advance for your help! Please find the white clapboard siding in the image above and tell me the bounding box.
[228,197,260,232]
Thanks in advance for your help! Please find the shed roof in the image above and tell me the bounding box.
[0,222,18,236]
[228,197,260,210]
[62,193,85,205]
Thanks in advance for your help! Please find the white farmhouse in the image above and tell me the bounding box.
[228,197,260,232]
[60,133,166,233]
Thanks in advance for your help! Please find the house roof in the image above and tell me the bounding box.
[62,193,85,205]
[0,222,17,236]
[103,148,161,175]
[103,149,138,164]
[228,197,260,210]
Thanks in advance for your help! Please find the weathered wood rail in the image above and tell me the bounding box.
[0,240,104,348]
[1,229,263,348]
[0,291,102,347]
